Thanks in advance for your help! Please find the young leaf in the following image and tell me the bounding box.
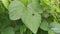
[1,0,9,8]
[40,20,49,31]
[48,30,55,34]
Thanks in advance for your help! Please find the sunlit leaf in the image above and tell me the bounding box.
[1,0,9,8]
[9,0,25,20]
[22,9,41,34]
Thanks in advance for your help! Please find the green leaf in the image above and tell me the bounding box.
[40,20,49,31]
[48,30,55,34]
[0,2,5,14]
[9,0,25,20]
[1,0,9,8]
[20,25,27,34]
[14,25,20,31]
[0,13,12,29]
[26,30,32,34]
[20,0,28,6]
[27,0,43,14]
[22,9,41,34]
[50,22,60,33]
[1,27,15,34]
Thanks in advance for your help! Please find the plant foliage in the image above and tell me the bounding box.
[0,0,60,34]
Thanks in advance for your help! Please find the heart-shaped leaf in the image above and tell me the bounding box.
[22,9,41,34]
[9,0,25,20]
